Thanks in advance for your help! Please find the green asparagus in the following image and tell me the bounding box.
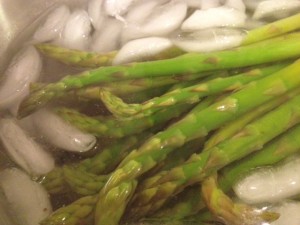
[56,103,193,138]
[219,123,300,192]
[100,63,287,118]
[128,90,300,218]
[242,12,300,45]
[36,44,185,68]
[18,33,300,118]
[204,87,300,149]
[63,166,108,196]
[36,43,117,67]
[40,195,97,225]
[41,134,146,194]
[93,60,300,224]
[150,185,205,220]
[201,175,279,225]
[95,180,137,225]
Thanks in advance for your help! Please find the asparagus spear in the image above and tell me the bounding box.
[55,103,193,138]
[77,134,151,175]
[40,134,145,194]
[36,44,185,68]
[44,117,300,225]
[242,13,300,45]
[201,175,279,225]
[93,60,300,224]
[95,180,137,225]
[101,59,300,193]
[63,166,108,196]
[127,91,300,219]
[18,33,300,118]
[219,123,300,192]
[40,195,97,225]
[39,168,67,194]
[157,106,300,222]
[204,87,300,149]
[36,43,117,67]
[196,122,300,224]
[63,138,204,196]
[36,13,300,68]
[72,73,203,98]
[100,63,287,118]
[150,185,205,220]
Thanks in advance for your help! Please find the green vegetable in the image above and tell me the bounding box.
[18,33,300,118]
[201,175,279,225]
[36,44,185,68]
[128,89,300,219]
[56,103,193,138]
[40,195,97,225]
[242,13,300,45]
[100,63,287,118]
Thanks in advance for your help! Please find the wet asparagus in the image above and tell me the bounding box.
[18,33,300,118]
[95,60,300,224]
[100,63,287,118]
[127,87,300,218]
[55,103,193,138]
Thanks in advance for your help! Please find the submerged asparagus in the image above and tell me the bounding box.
[56,103,193,138]
[35,13,300,69]
[204,87,300,149]
[41,134,146,194]
[201,175,279,225]
[219,123,300,193]
[18,33,300,118]
[36,43,116,67]
[242,12,300,45]
[94,60,300,224]
[40,195,97,225]
[100,63,287,118]
[2,5,299,225]
[36,44,185,68]
[127,88,300,219]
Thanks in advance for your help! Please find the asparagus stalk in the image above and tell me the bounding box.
[219,123,300,192]
[100,63,287,118]
[39,168,67,194]
[44,121,300,225]
[204,87,300,149]
[36,43,117,67]
[150,185,205,220]
[127,91,300,218]
[197,123,300,223]
[101,59,300,194]
[158,106,300,222]
[201,175,279,225]
[95,180,137,225]
[63,138,204,196]
[55,103,193,138]
[63,166,108,196]
[40,134,145,194]
[242,13,300,45]
[93,60,300,224]
[36,13,300,68]
[36,44,185,68]
[18,33,300,118]
[76,134,151,175]
[40,195,97,225]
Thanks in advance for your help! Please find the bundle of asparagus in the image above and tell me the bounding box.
[17,13,300,225]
